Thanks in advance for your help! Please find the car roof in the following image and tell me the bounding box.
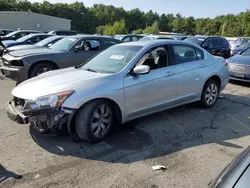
[192,36,227,39]
[117,40,196,47]
[65,35,120,41]
[49,30,76,32]
[0,29,13,31]
[26,33,52,37]
[15,30,42,33]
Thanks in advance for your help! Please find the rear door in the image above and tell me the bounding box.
[170,44,206,101]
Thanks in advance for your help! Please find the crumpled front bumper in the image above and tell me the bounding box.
[6,99,76,132]
[6,100,28,124]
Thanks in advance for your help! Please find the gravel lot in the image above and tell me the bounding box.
[0,76,250,188]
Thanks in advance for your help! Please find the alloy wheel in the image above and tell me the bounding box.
[91,104,112,138]
[37,67,52,75]
[205,83,218,105]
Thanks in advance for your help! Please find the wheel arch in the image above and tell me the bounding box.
[67,97,122,136]
[28,60,59,78]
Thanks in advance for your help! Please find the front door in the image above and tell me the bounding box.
[124,45,177,119]
[70,38,101,66]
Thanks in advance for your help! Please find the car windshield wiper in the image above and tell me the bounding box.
[83,68,98,73]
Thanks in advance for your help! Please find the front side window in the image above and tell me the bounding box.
[81,45,142,73]
[173,45,200,64]
[77,39,100,51]
[123,37,131,42]
[202,39,212,48]
[137,46,169,70]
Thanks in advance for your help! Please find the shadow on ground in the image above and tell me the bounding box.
[29,93,250,163]
[0,165,22,183]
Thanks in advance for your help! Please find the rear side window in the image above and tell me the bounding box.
[195,48,204,60]
[132,36,139,41]
[173,45,204,64]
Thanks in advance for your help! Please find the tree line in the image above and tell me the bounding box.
[0,0,250,37]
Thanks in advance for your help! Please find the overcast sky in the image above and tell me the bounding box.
[29,0,250,18]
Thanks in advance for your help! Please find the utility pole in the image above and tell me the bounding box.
[221,22,226,36]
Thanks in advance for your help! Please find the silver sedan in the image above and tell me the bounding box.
[6,40,229,142]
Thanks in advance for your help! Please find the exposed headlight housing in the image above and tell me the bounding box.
[23,90,74,110]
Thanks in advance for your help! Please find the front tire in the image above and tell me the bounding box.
[29,62,56,78]
[200,80,219,108]
[75,100,114,143]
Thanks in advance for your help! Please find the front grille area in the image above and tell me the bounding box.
[229,64,250,73]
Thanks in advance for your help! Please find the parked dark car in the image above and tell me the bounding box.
[0,29,14,36]
[231,40,250,56]
[209,146,250,188]
[184,36,231,59]
[140,35,174,41]
[227,47,250,82]
[114,35,143,42]
[5,35,64,53]
[0,35,122,82]
[2,34,52,48]
[0,30,43,41]
[48,30,77,36]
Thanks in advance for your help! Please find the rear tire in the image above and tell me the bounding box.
[200,80,219,108]
[75,100,114,143]
[29,62,56,78]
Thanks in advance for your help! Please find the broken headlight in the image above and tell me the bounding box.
[24,90,74,110]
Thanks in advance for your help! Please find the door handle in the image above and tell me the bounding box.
[165,71,175,77]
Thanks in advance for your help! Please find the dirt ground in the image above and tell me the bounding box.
[1,76,250,188]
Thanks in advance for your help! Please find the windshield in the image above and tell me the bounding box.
[184,37,205,45]
[4,31,18,37]
[49,37,77,51]
[36,36,60,46]
[240,41,250,48]
[241,48,250,56]
[81,45,142,73]
[16,35,32,42]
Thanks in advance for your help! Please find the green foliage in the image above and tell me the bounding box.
[102,19,128,35]
[0,0,249,36]
[133,28,143,35]
[143,21,159,34]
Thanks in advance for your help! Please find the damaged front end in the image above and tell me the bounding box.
[6,91,76,134]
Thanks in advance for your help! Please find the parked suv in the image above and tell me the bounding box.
[48,30,77,36]
[185,36,231,59]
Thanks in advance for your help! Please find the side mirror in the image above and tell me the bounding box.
[133,65,150,75]
[27,40,32,44]
[11,35,16,39]
[74,45,82,52]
